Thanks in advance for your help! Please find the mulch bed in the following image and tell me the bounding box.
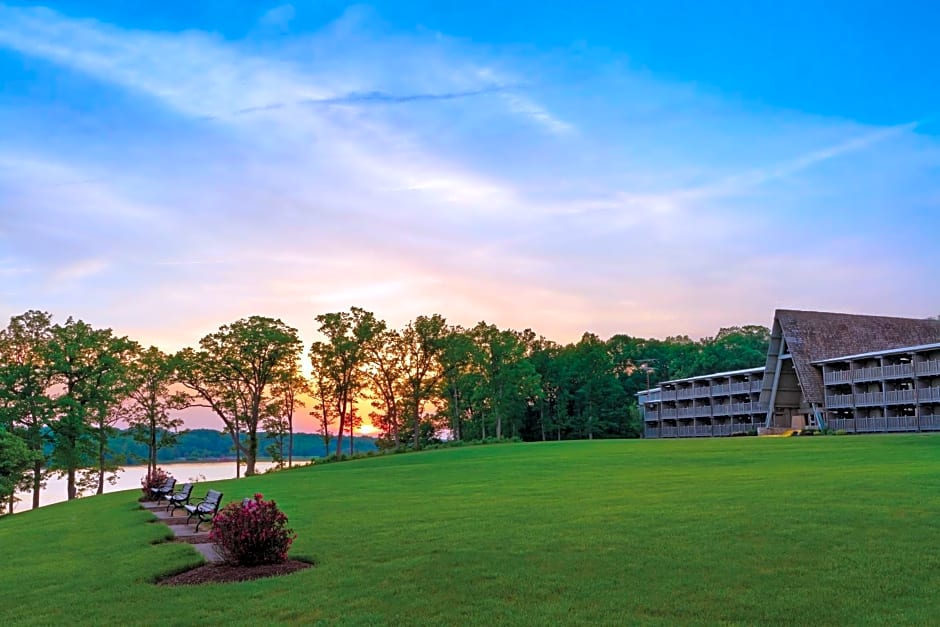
[157,559,313,585]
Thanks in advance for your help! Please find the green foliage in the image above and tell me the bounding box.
[0,427,37,506]
[209,493,296,565]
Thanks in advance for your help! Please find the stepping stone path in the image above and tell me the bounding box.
[142,500,223,563]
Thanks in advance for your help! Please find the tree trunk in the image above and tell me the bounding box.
[481,410,486,439]
[31,462,41,509]
[97,438,106,495]
[540,402,546,442]
[335,409,346,458]
[67,468,76,501]
[288,415,294,468]
[349,420,354,456]
[246,429,258,476]
[413,406,421,450]
[496,413,502,440]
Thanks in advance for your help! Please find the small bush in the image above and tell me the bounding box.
[140,468,172,500]
[209,493,296,566]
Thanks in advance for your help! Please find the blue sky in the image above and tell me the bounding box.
[1,0,939,351]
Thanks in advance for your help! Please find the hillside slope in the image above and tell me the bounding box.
[2,437,940,625]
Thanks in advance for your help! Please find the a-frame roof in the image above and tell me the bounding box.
[773,309,940,404]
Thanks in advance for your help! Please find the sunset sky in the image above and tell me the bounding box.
[2,1,940,362]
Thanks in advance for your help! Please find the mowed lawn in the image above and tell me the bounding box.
[2,436,940,626]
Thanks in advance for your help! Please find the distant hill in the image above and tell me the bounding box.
[107,429,376,464]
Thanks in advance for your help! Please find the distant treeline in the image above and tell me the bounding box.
[105,429,377,465]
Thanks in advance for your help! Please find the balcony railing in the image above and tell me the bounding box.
[678,407,696,419]
[918,387,940,402]
[712,404,730,416]
[882,363,914,379]
[825,393,854,409]
[824,370,854,385]
[644,410,660,422]
[643,390,662,403]
[729,382,750,394]
[693,406,712,418]
[916,360,940,376]
[661,408,678,419]
[854,366,882,381]
[855,392,884,406]
[884,389,915,404]
[661,390,677,401]
[677,388,695,400]
[750,380,763,392]
[710,384,730,395]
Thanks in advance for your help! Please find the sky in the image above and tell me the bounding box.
[2,0,940,360]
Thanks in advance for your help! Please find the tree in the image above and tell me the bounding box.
[122,346,188,476]
[360,324,406,449]
[269,361,308,467]
[399,315,447,449]
[0,310,56,509]
[0,427,37,514]
[177,316,302,476]
[308,351,337,455]
[469,323,541,440]
[308,308,377,457]
[437,326,478,441]
[44,319,136,500]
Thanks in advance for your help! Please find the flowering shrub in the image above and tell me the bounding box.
[140,467,172,500]
[209,493,296,566]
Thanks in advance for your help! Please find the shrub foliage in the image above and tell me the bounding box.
[140,467,172,500]
[209,493,296,566]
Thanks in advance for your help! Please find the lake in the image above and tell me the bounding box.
[10,460,288,514]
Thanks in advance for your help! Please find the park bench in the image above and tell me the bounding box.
[184,489,224,531]
[166,483,194,514]
[149,477,176,502]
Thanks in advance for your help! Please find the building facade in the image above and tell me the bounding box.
[641,310,940,438]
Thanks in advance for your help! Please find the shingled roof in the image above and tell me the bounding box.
[772,309,940,404]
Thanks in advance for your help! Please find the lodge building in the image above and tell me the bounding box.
[640,309,940,438]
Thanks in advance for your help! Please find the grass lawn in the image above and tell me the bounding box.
[2,435,940,625]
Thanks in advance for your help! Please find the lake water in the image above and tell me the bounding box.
[10,460,288,514]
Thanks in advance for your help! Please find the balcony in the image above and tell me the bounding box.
[661,390,677,401]
[915,360,940,377]
[750,380,763,392]
[729,382,750,394]
[643,390,662,403]
[853,366,883,382]
[882,363,914,379]
[884,389,916,404]
[855,391,884,406]
[711,404,731,416]
[823,370,853,385]
[677,388,695,400]
[678,407,696,419]
[643,410,660,422]
[825,393,854,409]
[711,384,730,395]
[661,408,678,419]
[918,387,940,402]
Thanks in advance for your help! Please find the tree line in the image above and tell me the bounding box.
[0,307,769,513]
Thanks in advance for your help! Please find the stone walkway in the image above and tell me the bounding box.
[142,500,222,563]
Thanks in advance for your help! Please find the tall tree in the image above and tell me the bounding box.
[0,427,36,515]
[360,324,405,449]
[44,319,136,500]
[437,326,477,441]
[270,361,308,467]
[122,346,188,476]
[470,323,541,440]
[308,350,337,455]
[308,307,377,457]
[399,315,447,449]
[177,316,302,476]
[0,311,56,509]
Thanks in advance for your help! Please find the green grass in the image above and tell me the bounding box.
[3,436,940,625]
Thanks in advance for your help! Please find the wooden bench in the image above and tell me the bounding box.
[149,477,176,502]
[184,490,223,531]
[166,483,194,514]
